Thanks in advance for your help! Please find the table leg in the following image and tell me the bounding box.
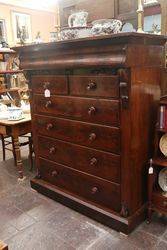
[12,136,23,179]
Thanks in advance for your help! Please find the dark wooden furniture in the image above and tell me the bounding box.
[0,114,31,179]
[14,33,166,234]
[148,96,167,222]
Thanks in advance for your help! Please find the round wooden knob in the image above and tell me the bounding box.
[88,106,96,116]
[91,186,98,194]
[49,147,56,154]
[43,82,50,89]
[89,133,96,142]
[45,100,52,108]
[90,157,98,166]
[51,170,58,177]
[46,123,53,131]
[87,82,96,90]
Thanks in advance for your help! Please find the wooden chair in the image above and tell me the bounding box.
[0,133,34,171]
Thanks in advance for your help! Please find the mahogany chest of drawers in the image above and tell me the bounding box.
[15,33,167,234]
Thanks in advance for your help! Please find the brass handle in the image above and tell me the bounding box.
[46,123,53,131]
[43,82,50,89]
[87,82,96,90]
[88,106,96,116]
[49,147,56,154]
[89,133,96,142]
[51,170,58,177]
[91,186,98,194]
[45,100,52,108]
[90,158,98,166]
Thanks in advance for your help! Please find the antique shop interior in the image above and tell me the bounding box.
[0,0,167,249]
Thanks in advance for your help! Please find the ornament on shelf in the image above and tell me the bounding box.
[137,0,144,33]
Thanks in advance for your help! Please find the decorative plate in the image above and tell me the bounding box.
[159,133,167,157]
[158,168,167,192]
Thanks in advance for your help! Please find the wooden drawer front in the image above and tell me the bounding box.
[34,95,119,126]
[34,115,120,153]
[31,75,68,95]
[69,75,119,98]
[38,136,120,183]
[39,158,121,212]
[152,192,167,211]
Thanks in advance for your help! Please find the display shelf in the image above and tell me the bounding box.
[0,70,23,75]
[0,87,20,94]
[0,49,16,54]
[152,158,167,168]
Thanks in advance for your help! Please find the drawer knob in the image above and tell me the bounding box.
[87,82,96,90]
[90,157,98,166]
[45,100,52,108]
[91,186,98,194]
[46,123,53,131]
[49,147,56,154]
[51,170,58,177]
[88,106,96,116]
[89,133,96,142]
[43,82,50,89]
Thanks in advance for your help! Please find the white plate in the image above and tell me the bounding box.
[159,133,167,157]
[158,168,167,192]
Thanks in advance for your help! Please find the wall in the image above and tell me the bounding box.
[0,3,57,46]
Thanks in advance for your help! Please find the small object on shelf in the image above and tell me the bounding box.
[159,133,167,156]
[68,11,88,27]
[91,19,122,36]
[60,26,91,40]
[158,168,167,194]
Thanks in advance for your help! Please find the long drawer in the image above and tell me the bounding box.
[38,136,120,183]
[69,75,119,98]
[34,95,120,126]
[31,75,68,95]
[39,158,121,212]
[34,115,120,154]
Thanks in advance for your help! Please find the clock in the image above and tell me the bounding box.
[159,133,167,157]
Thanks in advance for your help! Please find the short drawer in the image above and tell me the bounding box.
[39,158,121,212]
[38,136,120,183]
[34,115,120,154]
[34,95,120,126]
[31,75,68,95]
[69,75,119,98]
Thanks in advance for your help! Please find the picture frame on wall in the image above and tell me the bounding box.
[0,19,7,42]
[11,11,32,44]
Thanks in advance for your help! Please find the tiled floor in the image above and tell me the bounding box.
[0,147,167,250]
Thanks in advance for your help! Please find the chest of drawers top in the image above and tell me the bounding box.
[14,32,166,71]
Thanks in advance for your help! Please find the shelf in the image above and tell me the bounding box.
[153,189,167,200]
[0,49,16,54]
[0,88,20,94]
[0,70,23,75]
[156,128,167,133]
[152,158,167,168]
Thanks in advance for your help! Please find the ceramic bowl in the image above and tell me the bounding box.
[91,19,122,36]
[60,26,91,40]
[8,107,23,120]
